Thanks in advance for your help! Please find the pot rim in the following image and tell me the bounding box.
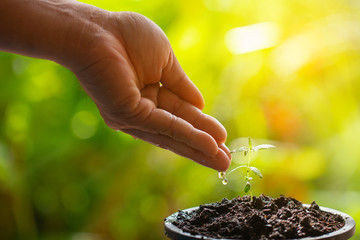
[164,204,356,240]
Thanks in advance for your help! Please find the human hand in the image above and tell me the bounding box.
[72,12,231,171]
[0,0,231,171]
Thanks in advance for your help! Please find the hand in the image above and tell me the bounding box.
[74,12,231,171]
[0,0,231,171]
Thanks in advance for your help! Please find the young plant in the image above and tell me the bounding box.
[219,137,275,197]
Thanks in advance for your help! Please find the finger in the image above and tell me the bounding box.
[157,87,227,143]
[136,106,219,157]
[140,83,160,105]
[161,50,204,110]
[218,143,232,161]
[121,128,231,171]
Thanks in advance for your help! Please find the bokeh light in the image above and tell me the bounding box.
[71,111,98,139]
[225,22,280,54]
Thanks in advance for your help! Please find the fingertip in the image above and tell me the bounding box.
[183,80,205,110]
[218,143,232,161]
[161,53,205,110]
[206,148,231,172]
[194,130,219,157]
[196,92,205,110]
[216,149,232,172]
[206,116,227,143]
[218,122,228,143]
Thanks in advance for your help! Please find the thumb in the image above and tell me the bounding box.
[161,51,205,110]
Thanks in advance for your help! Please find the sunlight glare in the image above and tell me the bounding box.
[225,22,280,54]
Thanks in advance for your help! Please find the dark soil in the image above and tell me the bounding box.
[172,195,344,239]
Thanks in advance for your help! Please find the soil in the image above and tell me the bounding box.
[172,194,345,239]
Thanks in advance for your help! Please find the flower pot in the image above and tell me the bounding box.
[164,196,356,240]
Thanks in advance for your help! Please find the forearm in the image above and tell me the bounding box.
[0,0,109,70]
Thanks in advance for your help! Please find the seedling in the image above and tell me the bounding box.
[219,137,275,197]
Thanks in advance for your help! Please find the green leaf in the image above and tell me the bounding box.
[249,167,263,179]
[230,147,248,154]
[244,182,251,193]
[253,144,275,152]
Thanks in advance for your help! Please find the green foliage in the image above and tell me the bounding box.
[249,167,263,179]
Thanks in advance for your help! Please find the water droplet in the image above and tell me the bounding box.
[222,179,228,185]
[218,172,226,179]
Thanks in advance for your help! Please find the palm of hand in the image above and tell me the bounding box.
[75,12,231,171]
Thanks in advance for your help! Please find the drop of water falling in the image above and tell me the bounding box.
[218,171,226,179]
[222,179,228,185]
[218,172,228,185]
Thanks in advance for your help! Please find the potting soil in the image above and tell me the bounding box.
[172,195,344,239]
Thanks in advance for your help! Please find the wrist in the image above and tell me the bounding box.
[46,1,112,71]
[0,0,110,71]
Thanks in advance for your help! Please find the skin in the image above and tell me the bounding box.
[0,0,231,171]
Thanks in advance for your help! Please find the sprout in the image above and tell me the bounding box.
[225,137,275,197]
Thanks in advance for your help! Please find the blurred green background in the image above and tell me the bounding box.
[1,0,360,239]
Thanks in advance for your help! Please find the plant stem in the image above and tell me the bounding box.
[248,148,254,198]
[247,150,251,178]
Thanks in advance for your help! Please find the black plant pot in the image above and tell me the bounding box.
[164,205,355,240]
